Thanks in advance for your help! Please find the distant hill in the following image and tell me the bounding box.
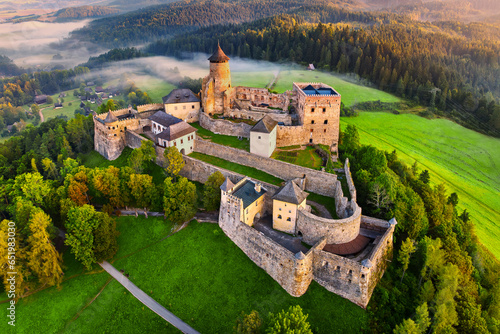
[54,5,120,21]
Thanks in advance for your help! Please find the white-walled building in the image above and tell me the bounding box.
[250,115,278,158]
[150,112,197,154]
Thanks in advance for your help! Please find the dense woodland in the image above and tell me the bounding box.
[54,5,120,21]
[147,13,500,136]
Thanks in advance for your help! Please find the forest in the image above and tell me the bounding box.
[54,5,120,21]
[147,13,500,137]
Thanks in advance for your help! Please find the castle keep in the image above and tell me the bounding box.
[93,44,395,308]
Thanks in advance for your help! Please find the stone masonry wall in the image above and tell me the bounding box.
[276,125,310,147]
[226,109,292,125]
[344,158,357,202]
[199,112,251,138]
[296,204,362,245]
[194,139,337,197]
[312,248,371,308]
[137,103,164,113]
[125,130,148,149]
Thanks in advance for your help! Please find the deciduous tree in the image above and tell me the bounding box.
[203,171,225,211]
[163,146,184,179]
[163,177,197,223]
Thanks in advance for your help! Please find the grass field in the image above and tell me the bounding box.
[232,71,275,88]
[273,70,401,107]
[3,217,366,333]
[341,112,500,258]
[189,152,283,185]
[191,122,250,151]
[67,221,368,333]
[272,146,323,169]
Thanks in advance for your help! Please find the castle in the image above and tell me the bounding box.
[93,45,396,308]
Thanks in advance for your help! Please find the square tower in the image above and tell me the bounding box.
[293,83,341,150]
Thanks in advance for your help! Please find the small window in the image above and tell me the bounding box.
[175,106,178,110]
[310,129,313,133]
[287,217,291,222]
[311,108,315,112]
[258,136,261,139]
[311,120,315,124]
[181,139,183,144]
[324,120,328,124]
[323,108,326,112]
[289,210,291,213]
[192,105,195,109]
[279,208,282,211]
[174,142,177,146]
[324,129,326,133]
[309,138,313,143]
[278,215,282,219]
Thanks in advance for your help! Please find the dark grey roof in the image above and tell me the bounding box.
[272,180,309,205]
[104,110,118,123]
[251,115,278,134]
[162,89,200,104]
[220,177,234,192]
[232,180,266,209]
[208,43,230,62]
[157,121,196,142]
[150,111,183,128]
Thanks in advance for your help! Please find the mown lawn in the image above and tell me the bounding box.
[68,221,368,333]
[189,152,283,185]
[272,146,323,169]
[273,70,401,107]
[341,112,500,258]
[0,216,175,334]
[192,122,250,151]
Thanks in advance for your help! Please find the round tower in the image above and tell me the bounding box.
[208,43,231,94]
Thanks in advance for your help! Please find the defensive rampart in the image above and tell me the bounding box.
[125,130,148,149]
[194,139,337,197]
[137,103,164,113]
[296,203,362,245]
[199,112,251,138]
[226,109,293,125]
[276,125,310,147]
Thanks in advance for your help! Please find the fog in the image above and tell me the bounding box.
[83,53,285,85]
[0,20,106,69]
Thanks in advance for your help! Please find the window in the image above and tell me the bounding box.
[287,217,291,222]
[324,129,327,133]
[323,108,326,112]
[174,141,177,146]
[258,136,261,139]
[174,106,177,110]
[310,129,313,132]
[311,120,315,124]
[289,210,291,213]
[324,120,328,124]
[311,108,315,112]
[181,139,183,144]
[309,139,313,143]
[279,208,282,211]
[278,215,282,219]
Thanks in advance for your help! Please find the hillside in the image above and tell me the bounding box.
[54,5,120,21]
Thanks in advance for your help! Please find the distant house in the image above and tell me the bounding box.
[250,115,278,158]
[80,102,86,108]
[83,107,92,116]
[162,88,201,122]
[84,87,93,93]
[54,103,63,109]
[34,95,48,104]
[86,82,95,86]
[150,112,197,155]
[95,86,104,94]
[307,64,315,70]
[59,92,66,98]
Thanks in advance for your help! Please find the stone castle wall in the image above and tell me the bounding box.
[276,125,310,147]
[296,204,362,245]
[199,113,252,138]
[125,130,148,149]
[344,158,357,202]
[234,86,289,110]
[194,139,337,197]
[137,103,164,113]
[226,109,293,125]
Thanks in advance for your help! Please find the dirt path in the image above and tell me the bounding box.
[267,69,281,89]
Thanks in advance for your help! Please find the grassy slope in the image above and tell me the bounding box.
[191,122,250,151]
[69,221,368,333]
[232,71,275,88]
[272,146,323,169]
[273,70,401,106]
[341,112,500,258]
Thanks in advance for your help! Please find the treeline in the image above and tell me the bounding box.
[54,5,119,21]
[80,47,148,70]
[70,0,329,47]
[0,66,90,107]
[339,125,500,333]
[147,14,500,136]
[0,55,24,77]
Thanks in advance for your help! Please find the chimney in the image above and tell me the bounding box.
[254,183,261,193]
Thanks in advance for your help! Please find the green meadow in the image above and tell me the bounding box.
[273,70,401,106]
[341,112,500,258]
[2,217,366,333]
[232,70,275,88]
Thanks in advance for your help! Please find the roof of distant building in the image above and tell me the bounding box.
[150,111,183,128]
[251,115,278,134]
[104,110,118,123]
[301,84,337,96]
[232,180,266,209]
[157,121,196,142]
[208,43,230,62]
[272,180,309,205]
[220,177,234,192]
[162,89,200,104]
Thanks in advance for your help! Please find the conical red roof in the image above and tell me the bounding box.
[208,43,230,62]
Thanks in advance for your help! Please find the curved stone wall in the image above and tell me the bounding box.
[296,203,362,245]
